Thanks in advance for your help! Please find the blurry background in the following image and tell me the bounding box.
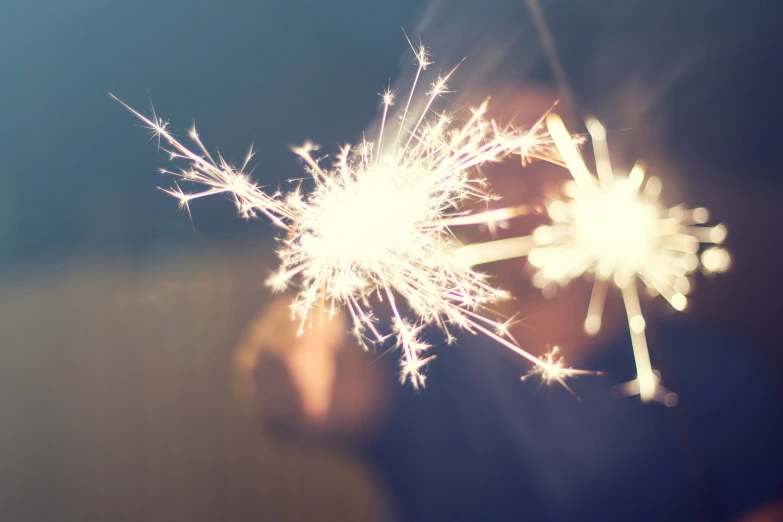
[0,0,781,520]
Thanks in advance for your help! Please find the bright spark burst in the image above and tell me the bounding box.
[458,113,730,403]
[112,38,587,390]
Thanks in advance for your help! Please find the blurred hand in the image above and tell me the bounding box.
[234,297,389,439]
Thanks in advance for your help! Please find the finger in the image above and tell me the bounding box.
[233,297,298,398]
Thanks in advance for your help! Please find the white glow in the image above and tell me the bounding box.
[461,114,730,403]
[300,172,429,265]
[570,182,659,273]
[701,247,731,273]
[113,38,587,390]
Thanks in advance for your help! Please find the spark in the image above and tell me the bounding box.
[113,40,586,390]
[521,346,597,396]
[457,113,730,403]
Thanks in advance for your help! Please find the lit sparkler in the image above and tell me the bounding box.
[457,113,730,402]
[113,38,588,390]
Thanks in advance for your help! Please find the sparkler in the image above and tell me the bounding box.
[457,113,730,403]
[113,38,590,390]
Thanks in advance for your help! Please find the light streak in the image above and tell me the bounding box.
[113,38,589,390]
[458,113,730,403]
